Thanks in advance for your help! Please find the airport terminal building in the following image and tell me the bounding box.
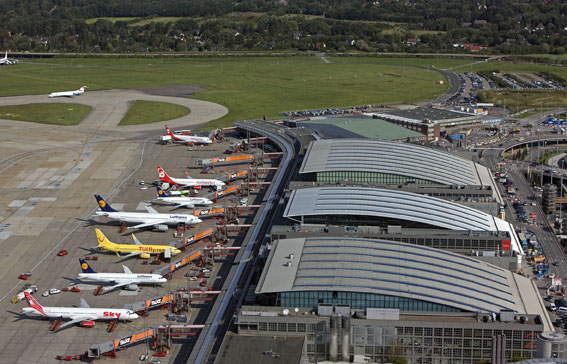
[298,139,502,206]
[235,237,549,364]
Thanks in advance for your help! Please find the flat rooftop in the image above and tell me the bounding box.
[214,333,304,364]
[300,117,424,140]
[381,107,479,121]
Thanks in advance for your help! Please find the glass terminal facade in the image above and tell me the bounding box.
[316,171,437,185]
[279,291,460,312]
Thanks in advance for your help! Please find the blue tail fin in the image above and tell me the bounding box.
[79,258,96,273]
[94,195,117,212]
[156,185,170,198]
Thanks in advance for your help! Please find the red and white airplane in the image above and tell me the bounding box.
[21,292,139,331]
[157,166,225,191]
[162,125,212,145]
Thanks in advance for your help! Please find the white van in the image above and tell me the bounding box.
[550,302,557,312]
[556,306,567,316]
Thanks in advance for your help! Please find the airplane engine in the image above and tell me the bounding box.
[140,253,151,259]
[80,321,95,328]
[126,284,138,291]
[152,224,168,232]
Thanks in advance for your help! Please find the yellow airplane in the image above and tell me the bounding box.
[94,229,181,260]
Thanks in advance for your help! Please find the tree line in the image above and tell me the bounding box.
[2,0,567,54]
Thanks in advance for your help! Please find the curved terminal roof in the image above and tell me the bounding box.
[283,187,521,253]
[299,139,494,187]
[256,237,528,314]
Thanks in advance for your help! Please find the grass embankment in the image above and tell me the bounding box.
[477,90,567,111]
[0,103,91,125]
[119,100,190,125]
[1,56,453,128]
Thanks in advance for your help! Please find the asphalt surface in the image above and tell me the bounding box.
[0,89,228,132]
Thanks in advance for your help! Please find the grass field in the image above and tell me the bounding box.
[0,103,91,125]
[1,56,454,128]
[119,100,190,125]
[85,17,138,24]
[129,17,183,26]
[478,90,567,111]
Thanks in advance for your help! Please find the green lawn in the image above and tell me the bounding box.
[119,100,190,125]
[130,17,183,26]
[1,56,452,128]
[85,17,138,24]
[0,103,91,125]
[477,90,567,111]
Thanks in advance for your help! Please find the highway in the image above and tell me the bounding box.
[480,131,567,306]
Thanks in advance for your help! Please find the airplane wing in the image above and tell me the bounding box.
[145,205,159,214]
[117,252,146,261]
[128,220,170,229]
[57,315,97,331]
[80,298,91,309]
[122,265,133,274]
[173,202,195,209]
[104,281,139,292]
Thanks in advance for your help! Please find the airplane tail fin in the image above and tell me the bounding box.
[157,166,174,184]
[156,185,169,198]
[165,125,174,137]
[79,258,96,273]
[95,228,114,249]
[24,292,46,316]
[94,195,117,212]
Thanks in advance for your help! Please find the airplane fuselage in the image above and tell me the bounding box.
[99,242,181,255]
[156,196,213,206]
[95,211,201,225]
[21,307,138,321]
[168,177,224,189]
[78,272,166,285]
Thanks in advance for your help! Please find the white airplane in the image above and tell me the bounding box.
[164,125,212,145]
[94,194,202,230]
[77,258,167,293]
[48,85,87,98]
[0,51,16,65]
[22,292,139,331]
[154,185,213,208]
[157,166,225,191]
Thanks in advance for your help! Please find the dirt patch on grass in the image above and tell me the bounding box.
[134,84,205,98]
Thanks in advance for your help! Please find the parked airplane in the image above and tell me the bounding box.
[22,292,138,331]
[164,125,212,145]
[94,195,202,230]
[155,186,213,208]
[157,166,225,191]
[77,258,167,292]
[48,85,87,98]
[0,51,17,65]
[94,228,181,259]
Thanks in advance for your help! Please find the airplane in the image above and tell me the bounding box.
[154,185,213,208]
[157,166,225,191]
[94,194,202,230]
[21,292,138,331]
[94,228,182,260]
[48,85,87,98]
[0,51,17,65]
[163,125,212,145]
[77,258,167,292]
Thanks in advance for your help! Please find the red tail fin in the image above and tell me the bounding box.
[165,125,174,137]
[24,292,46,316]
[157,166,174,184]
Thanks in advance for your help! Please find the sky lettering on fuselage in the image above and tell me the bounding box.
[103,312,122,318]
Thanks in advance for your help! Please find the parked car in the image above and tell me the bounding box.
[49,288,61,295]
